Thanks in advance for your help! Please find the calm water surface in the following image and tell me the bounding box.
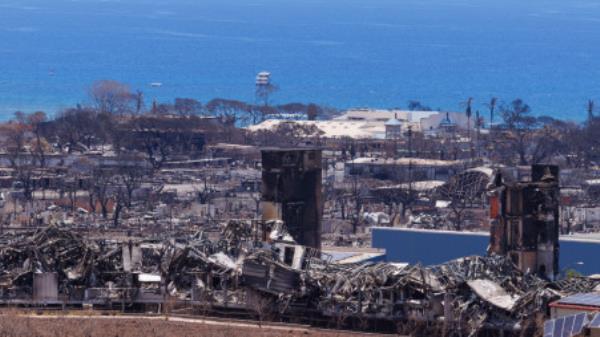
[1,0,600,120]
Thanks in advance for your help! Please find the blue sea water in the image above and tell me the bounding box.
[2,0,600,121]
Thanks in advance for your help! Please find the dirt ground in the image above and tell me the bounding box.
[0,312,396,337]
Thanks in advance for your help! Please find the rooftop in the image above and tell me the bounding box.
[247,119,396,139]
[321,246,387,265]
[384,118,402,126]
[335,109,409,122]
[585,179,600,186]
[551,293,600,308]
[439,112,456,127]
[348,157,464,167]
[375,180,446,192]
[335,108,440,123]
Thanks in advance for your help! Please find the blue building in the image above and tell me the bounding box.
[371,227,600,275]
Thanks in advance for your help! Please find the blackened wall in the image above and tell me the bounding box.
[261,149,322,250]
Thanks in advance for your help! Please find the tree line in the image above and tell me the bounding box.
[85,79,334,125]
[407,97,600,167]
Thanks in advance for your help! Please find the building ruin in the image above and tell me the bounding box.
[260,148,322,250]
[489,164,560,279]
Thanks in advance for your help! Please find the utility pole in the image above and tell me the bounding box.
[475,110,481,159]
[488,97,497,131]
[407,125,413,223]
[407,125,413,158]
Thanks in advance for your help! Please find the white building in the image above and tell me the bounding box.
[562,206,600,229]
[384,115,402,140]
[337,108,470,135]
[248,108,470,140]
[247,119,386,139]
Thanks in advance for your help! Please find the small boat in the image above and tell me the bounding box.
[150,82,163,87]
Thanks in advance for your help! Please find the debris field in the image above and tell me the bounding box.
[0,223,598,337]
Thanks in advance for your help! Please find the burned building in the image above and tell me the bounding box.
[114,115,230,159]
[489,164,560,279]
[2,224,598,337]
[260,148,322,250]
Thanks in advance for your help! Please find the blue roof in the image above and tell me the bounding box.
[557,293,600,307]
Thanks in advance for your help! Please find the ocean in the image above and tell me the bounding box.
[1,0,600,121]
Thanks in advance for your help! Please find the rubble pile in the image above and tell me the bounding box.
[307,257,511,334]
[0,227,113,293]
[0,224,598,337]
[301,256,600,336]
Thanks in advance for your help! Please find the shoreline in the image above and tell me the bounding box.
[0,99,588,123]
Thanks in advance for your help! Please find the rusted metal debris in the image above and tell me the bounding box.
[0,224,597,337]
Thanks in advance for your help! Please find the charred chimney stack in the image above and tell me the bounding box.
[260,148,323,250]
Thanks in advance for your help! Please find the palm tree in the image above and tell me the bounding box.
[486,97,497,129]
[460,97,474,160]
[588,99,595,124]
[463,97,474,138]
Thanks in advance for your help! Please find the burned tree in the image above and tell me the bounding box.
[118,115,209,170]
[91,168,112,219]
[1,116,38,202]
[570,112,600,167]
[407,100,432,111]
[528,120,570,164]
[306,103,321,120]
[348,173,369,234]
[205,98,250,125]
[111,178,128,228]
[134,90,144,114]
[89,80,134,115]
[174,98,202,116]
[250,122,324,147]
[113,156,149,208]
[26,111,49,168]
[48,107,106,152]
[372,183,419,225]
[438,169,490,230]
[499,99,537,165]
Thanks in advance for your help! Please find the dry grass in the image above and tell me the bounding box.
[0,310,393,337]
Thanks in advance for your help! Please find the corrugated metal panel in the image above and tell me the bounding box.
[558,293,600,307]
[241,261,299,294]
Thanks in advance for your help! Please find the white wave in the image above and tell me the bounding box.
[303,39,344,46]
[151,29,269,43]
[5,26,38,32]
[0,4,41,10]
[153,29,211,39]
[154,10,175,16]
